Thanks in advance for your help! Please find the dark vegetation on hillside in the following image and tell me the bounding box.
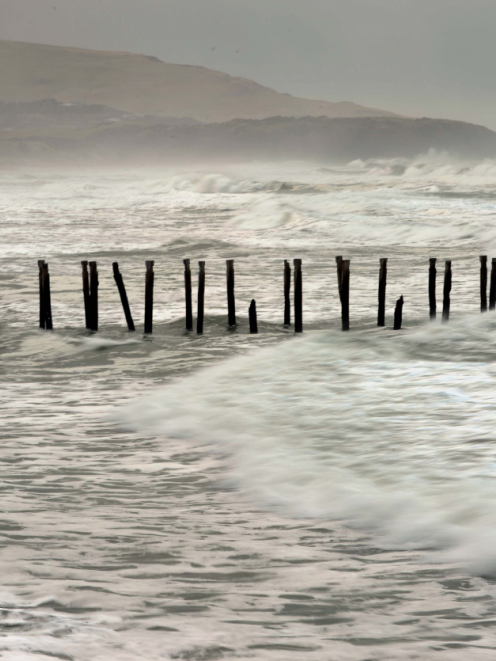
[2,114,496,165]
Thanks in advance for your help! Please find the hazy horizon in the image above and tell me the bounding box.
[2,0,496,129]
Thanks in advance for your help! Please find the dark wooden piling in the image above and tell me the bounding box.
[284,260,291,326]
[197,261,205,335]
[294,258,303,333]
[480,255,488,313]
[393,295,404,330]
[335,256,343,303]
[89,261,98,331]
[184,259,193,331]
[42,262,53,330]
[81,260,91,329]
[429,258,437,321]
[226,259,236,328]
[341,260,350,331]
[249,299,258,334]
[378,258,387,327]
[112,262,135,331]
[38,260,46,329]
[442,260,452,323]
[144,260,154,334]
[490,258,496,311]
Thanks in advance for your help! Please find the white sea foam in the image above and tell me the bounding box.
[123,314,496,575]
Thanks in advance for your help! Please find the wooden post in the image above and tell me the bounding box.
[490,258,496,311]
[184,259,193,331]
[377,258,387,327]
[284,260,291,326]
[429,258,437,321]
[341,260,350,332]
[42,262,53,330]
[294,258,303,333]
[38,260,46,329]
[249,299,258,334]
[197,261,205,335]
[81,260,91,330]
[393,295,404,330]
[335,256,343,303]
[442,260,452,323]
[226,259,236,328]
[480,255,488,313]
[89,261,98,331]
[112,262,135,331]
[144,260,154,334]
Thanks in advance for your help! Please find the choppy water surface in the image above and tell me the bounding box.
[3,158,496,659]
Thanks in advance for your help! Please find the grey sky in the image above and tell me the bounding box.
[2,0,496,128]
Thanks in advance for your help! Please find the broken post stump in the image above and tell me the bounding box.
[442,260,452,323]
[89,261,98,331]
[197,261,205,335]
[144,260,154,334]
[378,258,387,327]
[112,262,135,331]
[284,260,291,326]
[294,258,303,333]
[480,255,488,313]
[249,299,258,334]
[393,295,404,330]
[226,259,236,328]
[429,258,437,321]
[184,259,193,331]
[490,258,496,311]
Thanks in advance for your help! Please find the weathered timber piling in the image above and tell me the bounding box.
[442,260,452,323]
[393,295,404,330]
[38,260,46,329]
[490,258,496,311]
[42,263,53,330]
[429,258,437,321]
[112,262,135,331]
[226,259,236,328]
[81,261,91,329]
[341,260,350,331]
[197,261,205,335]
[294,259,303,333]
[378,258,387,327]
[89,261,98,331]
[480,255,488,313]
[144,260,154,334]
[284,260,291,326]
[38,260,53,330]
[184,259,193,331]
[335,256,343,303]
[249,299,258,334]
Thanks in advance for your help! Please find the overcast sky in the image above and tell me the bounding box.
[2,0,496,128]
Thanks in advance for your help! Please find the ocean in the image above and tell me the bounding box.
[2,157,496,659]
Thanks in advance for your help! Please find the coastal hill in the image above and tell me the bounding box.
[2,40,496,165]
[0,40,398,123]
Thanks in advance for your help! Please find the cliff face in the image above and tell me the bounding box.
[0,40,398,123]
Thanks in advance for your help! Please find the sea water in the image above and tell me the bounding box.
[2,157,496,659]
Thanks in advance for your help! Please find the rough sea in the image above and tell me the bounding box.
[2,157,496,659]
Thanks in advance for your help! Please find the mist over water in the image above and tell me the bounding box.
[3,157,496,659]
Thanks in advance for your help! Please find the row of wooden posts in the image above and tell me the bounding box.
[37,256,495,334]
